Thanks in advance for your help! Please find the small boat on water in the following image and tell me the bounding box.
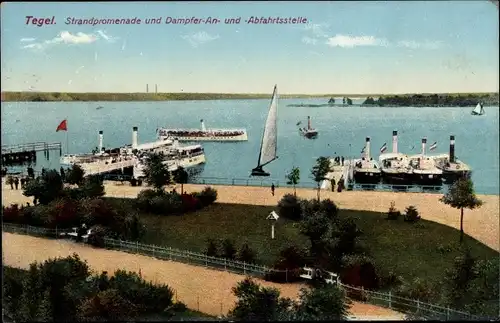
[430,135,471,183]
[96,106,104,110]
[251,85,278,177]
[471,102,485,116]
[299,116,318,139]
[158,119,248,142]
[407,138,443,186]
[353,137,381,184]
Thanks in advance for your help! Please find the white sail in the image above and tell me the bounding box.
[472,103,484,115]
[257,85,278,166]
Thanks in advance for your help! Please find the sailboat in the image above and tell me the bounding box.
[471,102,485,116]
[251,85,278,177]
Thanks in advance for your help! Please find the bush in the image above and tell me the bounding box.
[136,189,160,212]
[47,198,80,228]
[221,239,237,260]
[277,194,302,220]
[404,205,421,223]
[300,198,339,221]
[180,193,202,212]
[87,225,107,248]
[2,204,22,223]
[395,277,435,303]
[237,243,257,263]
[340,254,379,290]
[196,187,218,206]
[387,201,401,220]
[264,245,307,283]
[205,239,219,257]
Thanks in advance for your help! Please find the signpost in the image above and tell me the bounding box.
[266,210,279,239]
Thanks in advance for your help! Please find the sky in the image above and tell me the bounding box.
[1,1,499,94]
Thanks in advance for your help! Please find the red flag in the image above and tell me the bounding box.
[56,119,67,132]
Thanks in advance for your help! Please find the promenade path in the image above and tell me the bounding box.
[3,181,498,250]
[3,232,405,319]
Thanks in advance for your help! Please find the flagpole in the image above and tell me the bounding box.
[66,118,69,154]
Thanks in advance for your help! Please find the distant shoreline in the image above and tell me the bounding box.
[1,91,498,103]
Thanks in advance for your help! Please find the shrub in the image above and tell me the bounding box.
[237,243,257,263]
[404,205,421,223]
[87,225,107,248]
[221,239,237,260]
[319,199,339,220]
[180,193,201,212]
[387,201,401,220]
[168,301,187,313]
[277,194,302,220]
[340,254,379,290]
[395,277,435,303]
[47,198,80,228]
[264,245,307,283]
[197,187,218,206]
[2,204,22,223]
[300,198,339,221]
[205,239,219,257]
[136,189,159,212]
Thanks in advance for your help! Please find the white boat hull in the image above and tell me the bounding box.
[159,133,248,142]
[133,153,206,179]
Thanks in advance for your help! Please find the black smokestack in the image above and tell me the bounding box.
[450,135,455,163]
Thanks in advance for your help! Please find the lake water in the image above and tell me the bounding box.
[1,99,498,195]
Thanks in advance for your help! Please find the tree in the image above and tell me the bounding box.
[299,212,331,256]
[238,243,257,263]
[79,175,105,199]
[286,166,300,196]
[311,157,331,202]
[23,169,63,204]
[66,164,85,185]
[440,177,483,243]
[229,277,293,321]
[346,97,353,105]
[222,239,237,260]
[142,153,172,193]
[293,285,351,320]
[78,288,138,321]
[172,166,189,194]
[445,248,478,310]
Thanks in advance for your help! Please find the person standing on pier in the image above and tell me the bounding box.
[330,178,336,192]
[271,183,275,196]
[20,177,25,188]
[14,177,19,190]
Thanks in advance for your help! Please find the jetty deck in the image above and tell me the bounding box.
[75,159,136,177]
[2,142,61,155]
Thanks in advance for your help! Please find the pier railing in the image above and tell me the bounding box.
[1,142,62,154]
[2,222,491,321]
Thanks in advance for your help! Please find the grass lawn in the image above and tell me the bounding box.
[126,200,498,293]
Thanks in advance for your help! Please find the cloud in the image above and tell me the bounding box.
[182,31,219,47]
[22,30,117,51]
[397,40,442,50]
[302,36,318,45]
[326,34,389,48]
[304,23,329,38]
[20,38,36,42]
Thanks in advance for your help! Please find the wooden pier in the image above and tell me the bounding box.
[1,142,62,165]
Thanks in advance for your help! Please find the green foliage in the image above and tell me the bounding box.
[311,157,331,201]
[66,164,85,185]
[23,170,64,204]
[361,93,499,107]
[300,198,339,221]
[205,238,219,257]
[396,277,435,303]
[265,245,307,283]
[172,166,189,194]
[445,248,479,309]
[293,285,351,320]
[238,243,257,263]
[78,175,105,198]
[286,166,300,195]
[78,288,138,321]
[440,177,482,242]
[403,205,421,223]
[87,225,107,247]
[230,277,293,321]
[277,194,302,220]
[387,201,401,220]
[222,238,237,260]
[142,153,172,192]
[196,186,218,206]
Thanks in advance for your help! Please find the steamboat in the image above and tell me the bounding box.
[158,119,248,142]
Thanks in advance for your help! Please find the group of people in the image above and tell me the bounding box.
[332,156,346,166]
[6,176,28,190]
[329,177,345,192]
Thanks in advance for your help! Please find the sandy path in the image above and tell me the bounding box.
[3,181,498,251]
[2,233,405,319]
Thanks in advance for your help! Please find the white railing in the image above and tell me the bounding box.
[2,223,494,321]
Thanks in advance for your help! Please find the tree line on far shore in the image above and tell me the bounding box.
[362,93,498,107]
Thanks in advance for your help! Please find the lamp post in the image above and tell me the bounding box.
[266,211,279,239]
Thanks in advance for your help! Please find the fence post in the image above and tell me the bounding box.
[388,291,392,309]
[447,306,450,320]
[136,241,139,253]
[232,178,235,185]
[169,247,172,260]
[205,255,208,267]
[120,239,122,250]
[243,261,246,274]
[246,179,249,186]
[416,299,420,312]
[286,269,288,282]
[224,258,227,270]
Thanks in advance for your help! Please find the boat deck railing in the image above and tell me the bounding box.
[2,142,62,154]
